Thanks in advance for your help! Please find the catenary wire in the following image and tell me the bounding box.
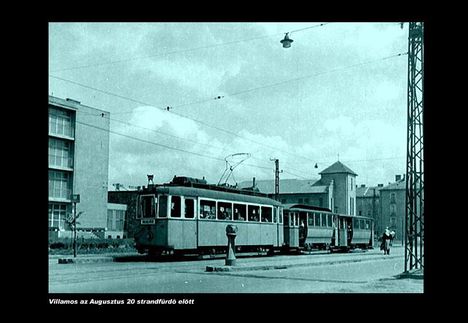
[50,23,329,73]
[49,51,407,167]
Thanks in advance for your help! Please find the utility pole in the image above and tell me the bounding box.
[270,158,281,201]
[405,22,424,273]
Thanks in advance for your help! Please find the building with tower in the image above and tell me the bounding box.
[239,161,358,216]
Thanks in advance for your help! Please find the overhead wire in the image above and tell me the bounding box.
[49,51,406,168]
[50,23,329,73]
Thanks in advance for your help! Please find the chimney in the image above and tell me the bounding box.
[361,184,366,188]
[252,177,256,188]
[378,184,384,187]
[395,175,402,182]
[147,174,154,186]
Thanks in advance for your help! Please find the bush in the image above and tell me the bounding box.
[48,237,135,254]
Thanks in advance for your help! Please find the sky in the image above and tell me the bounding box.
[48,22,409,190]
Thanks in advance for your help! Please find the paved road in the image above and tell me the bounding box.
[48,246,423,293]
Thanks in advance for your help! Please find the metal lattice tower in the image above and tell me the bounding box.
[405,22,424,272]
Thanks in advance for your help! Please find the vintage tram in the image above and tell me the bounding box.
[282,204,374,252]
[134,176,284,256]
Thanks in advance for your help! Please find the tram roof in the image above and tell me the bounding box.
[283,204,332,212]
[143,184,282,206]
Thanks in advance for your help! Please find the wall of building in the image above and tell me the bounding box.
[73,103,110,230]
[379,188,406,242]
[48,96,110,237]
[108,191,140,239]
[276,192,330,208]
[320,173,356,215]
[106,203,127,238]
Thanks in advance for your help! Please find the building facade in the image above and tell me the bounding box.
[356,184,383,234]
[379,175,406,243]
[108,190,140,239]
[239,161,357,216]
[48,96,110,239]
[106,203,127,239]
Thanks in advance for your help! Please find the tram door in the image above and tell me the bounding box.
[298,212,308,247]
[284,212,299,248]
[338,217,348,247]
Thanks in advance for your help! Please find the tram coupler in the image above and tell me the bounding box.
[225,224,238,266]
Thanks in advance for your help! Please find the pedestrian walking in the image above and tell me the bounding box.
[390,230,396,246]
[380,227,392,255]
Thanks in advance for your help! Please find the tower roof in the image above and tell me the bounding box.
[319,161,357,176]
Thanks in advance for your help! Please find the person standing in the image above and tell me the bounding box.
[381,227,392,255]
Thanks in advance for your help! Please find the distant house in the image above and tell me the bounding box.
[356,184,383,233]
[108,190,140,239]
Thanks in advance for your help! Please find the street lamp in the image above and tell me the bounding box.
[280,33,294,48]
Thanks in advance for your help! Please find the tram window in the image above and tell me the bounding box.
[279,208,283,224]
[321,213,326,227]
[314,213,321,227]
[365,220,369,229]
[283,214,288,226]
[355,219,360,229]
[326,214,330,227]
[273,207,278,223]
[200,200,216,219]
[261,206,272,222]
[185,199,194,219]
[218,202,233,220]
[360,219,365,229]
[233,203,246,221]
[248,205,260,222]
[140,195,156,218]
[158,195,168,218]
[170,196,181,217]
[308,213,314,226]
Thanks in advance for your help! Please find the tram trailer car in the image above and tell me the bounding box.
[134,176,284,256]
[283,204,374,252]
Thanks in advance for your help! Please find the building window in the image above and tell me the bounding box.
[48,203,69,230]
[115,210,125,231]
[49,138,73,168]
[49,107,75,138]
[48,170,72,200]
[390,217,397,228]
[350,177,353,191]
[390,193,396,204]
[350,197,354,215]
[107,210,114,230]
[389,205,397,219]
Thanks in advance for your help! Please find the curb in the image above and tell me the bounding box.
[58,257,114,264]
[206,254,400,272]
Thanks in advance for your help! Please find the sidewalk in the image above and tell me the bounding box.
[205,247,403,272]
[50,252,139,264]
